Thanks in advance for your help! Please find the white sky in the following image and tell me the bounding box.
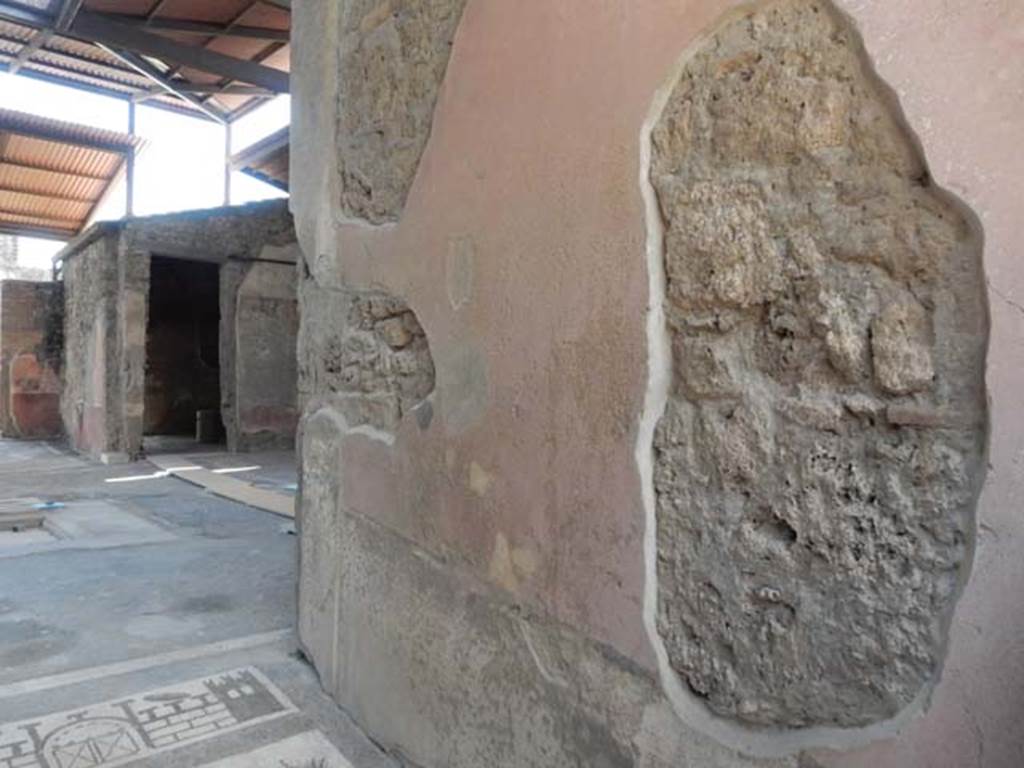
[0,72,290,272]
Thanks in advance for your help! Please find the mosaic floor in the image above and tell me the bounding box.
[0,667,293,768]
[0,439,393,768]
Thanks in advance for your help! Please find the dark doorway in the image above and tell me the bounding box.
[144,256,222,445]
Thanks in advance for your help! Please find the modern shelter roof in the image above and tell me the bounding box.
[0,106,140,239]
[0,0,290,124]
[229,124,286,191]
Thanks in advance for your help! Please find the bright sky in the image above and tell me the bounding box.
[0,73,290,272]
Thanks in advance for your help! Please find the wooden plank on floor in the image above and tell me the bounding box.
[147,454,295,519]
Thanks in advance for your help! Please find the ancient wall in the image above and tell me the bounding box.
[0,280,63,438]
[60,202,299,459]
[119,200,295,261]
[292,0,1018,765]
[222,249,300,451]
[61,232,122,458]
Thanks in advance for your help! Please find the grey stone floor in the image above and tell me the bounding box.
[0,438,396,768]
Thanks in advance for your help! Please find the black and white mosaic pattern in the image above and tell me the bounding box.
[0,667,295,768]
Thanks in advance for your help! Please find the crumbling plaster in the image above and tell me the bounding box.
[292,0,1021,765]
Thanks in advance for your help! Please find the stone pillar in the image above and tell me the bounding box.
[117,249,150,460]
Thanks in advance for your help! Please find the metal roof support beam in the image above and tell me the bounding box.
[0,208,80,229]
[0,32,137,74]
[0,61,225,122]
[55,0,85,33]
[0,61,130,100]
[133,83,274,100]
[72,12,289,93]
[99,46,226,124]
[126,100,135,217]
[0,223,73,241]
[0,124,132,156]
[0,1,48,28]
[92,14,289,42]
[10,29,52,74]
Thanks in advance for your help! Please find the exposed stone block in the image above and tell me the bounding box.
[871,298,934,395]
[299,281,435,431]
[337,0,467,223]
[649,0,987,729]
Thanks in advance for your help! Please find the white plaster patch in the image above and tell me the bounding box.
[446,235,475,311]
[0,667,295,768]
[198,730,353,768]
[344,424,396,447]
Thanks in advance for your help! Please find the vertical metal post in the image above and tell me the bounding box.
[126,100,135,217]
[223,121,232,206]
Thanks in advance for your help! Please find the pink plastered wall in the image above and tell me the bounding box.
[298,1,1023,763]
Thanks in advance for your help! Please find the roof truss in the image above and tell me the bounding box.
[0,0,290,123]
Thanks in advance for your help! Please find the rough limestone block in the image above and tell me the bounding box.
[337,0,467,223]
[870,299,934,395]
[299,282,435,431]
[649,0,987,729]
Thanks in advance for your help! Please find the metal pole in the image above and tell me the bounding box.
[126,100,135,217]
[223,121,231,206]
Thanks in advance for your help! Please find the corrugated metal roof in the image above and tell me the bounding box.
[0,0,290,123]
[230,125,287,191]
[0,107,140,239]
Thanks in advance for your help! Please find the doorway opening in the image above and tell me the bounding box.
[143,256,223,454]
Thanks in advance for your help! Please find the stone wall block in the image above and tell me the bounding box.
[649,0,988,730]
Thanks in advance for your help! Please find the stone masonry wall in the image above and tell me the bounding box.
[60,202,299,458]
[227,254,300,451]
[649,0,987,730]
[61,233,121,457]
[292,0,1019,765]
[337,0,467,223]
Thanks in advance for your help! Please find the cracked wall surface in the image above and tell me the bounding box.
[649,0,987,730]
[337,0,467,224]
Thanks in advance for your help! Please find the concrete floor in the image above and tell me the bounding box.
[0,438,396,768]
